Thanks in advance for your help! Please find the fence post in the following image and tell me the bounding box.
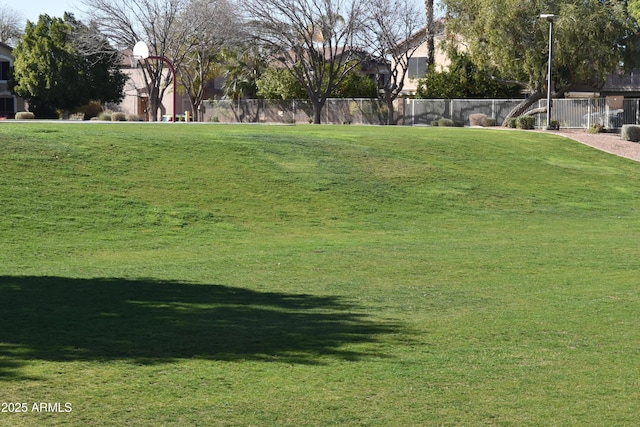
[410,99,413,126]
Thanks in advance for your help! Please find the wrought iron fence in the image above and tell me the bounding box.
[202,97,640,129]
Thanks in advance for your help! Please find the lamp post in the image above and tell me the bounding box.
[540,14,555,130]
[132,41,177,123]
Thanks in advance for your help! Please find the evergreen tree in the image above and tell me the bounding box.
[11,14,126,118]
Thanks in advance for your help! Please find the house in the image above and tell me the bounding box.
[0,43,25,118]
[118,50,178,120]
[118,49,227,120]
[395,20,450,96]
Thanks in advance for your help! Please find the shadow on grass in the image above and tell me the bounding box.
[0,276,397,378]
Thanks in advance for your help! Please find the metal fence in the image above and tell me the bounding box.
[202,97,640,129]
[203,99,389,125]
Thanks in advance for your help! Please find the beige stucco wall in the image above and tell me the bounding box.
[399,35,451,95]
[119,66,191,120]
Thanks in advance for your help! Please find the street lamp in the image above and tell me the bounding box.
[132,41,177,123]
[540,14,555,130]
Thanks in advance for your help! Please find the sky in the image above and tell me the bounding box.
[12,0,84,26]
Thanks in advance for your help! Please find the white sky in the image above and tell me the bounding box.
[12,0,84,26]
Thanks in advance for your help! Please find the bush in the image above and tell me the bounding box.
[438,118,455,127]
[97,112,112,121]
[484,117,497,127]
[112,112,127,121]
[587,123,603,134]
[77,101,103,120]
[549,119,560,130]
[517,116,536,130]
[15,112,35,120]
[621,125,640,142]
[128,114,144,122]
[507,117,518,128]
[469,114,497,127]
[430,119,439,127]
[469,113,487,127]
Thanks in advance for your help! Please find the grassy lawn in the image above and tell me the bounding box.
[0,122,639,425]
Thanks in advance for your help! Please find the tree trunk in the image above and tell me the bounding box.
[425,0,435,68]
[312,100,323,124]
[386,94,395,125]
[190,99,198,122]
[148,86,160,122]
[502,92,545,126]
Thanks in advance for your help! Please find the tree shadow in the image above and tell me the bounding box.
[0,276,397,379]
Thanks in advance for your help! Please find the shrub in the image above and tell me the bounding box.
[98,112,112,121]
[484,117,497,127]
[15,112,35,120]
[587,123,603,134]
[549,119,560,130]
[438,118,455,127]
[507,117,518,128]
[621,125,640,142]
[128,114,144,122]
[77,101,103,120]
[517,115,535,130]
[430,119,439,127]
[469,113,488,127]
[112,112,127,121]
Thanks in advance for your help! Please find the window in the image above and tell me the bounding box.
[0,61,9,81]
[0,97,14,113]
[408,57,427,79]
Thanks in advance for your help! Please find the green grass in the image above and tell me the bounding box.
[1,123,639,425]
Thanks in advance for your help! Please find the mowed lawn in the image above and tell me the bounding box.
[0,123,639,426]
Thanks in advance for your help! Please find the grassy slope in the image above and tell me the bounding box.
[1,123,639,425]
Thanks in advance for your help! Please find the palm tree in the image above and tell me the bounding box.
[222,47,267,122]
[425,0,435,68]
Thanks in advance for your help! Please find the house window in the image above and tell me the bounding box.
[0,61,9,81]
[408,57,427,79]
[0,97,14,114]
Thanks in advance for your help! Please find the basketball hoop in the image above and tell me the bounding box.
[131,41,149,68]
[133,41,150,60]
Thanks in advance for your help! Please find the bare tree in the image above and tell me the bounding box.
[0,4,23,46]
[84,0,209,121]
[246,0,366,124]
[365,0,425,124]
[177,0,242,121]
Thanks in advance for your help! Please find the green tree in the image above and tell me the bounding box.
[416,50,521,98]
[257,62,376,100]
[65,15,127,108]
[443,0,639,123]
[256,67,307,100]
[223,46,268,101]
[257,61,376,100]
[11,14,125,118]
[332,61,378,98]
